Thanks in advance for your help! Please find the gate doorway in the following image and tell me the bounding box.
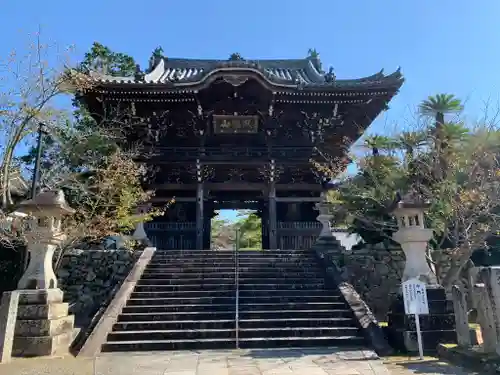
[211,209,262,250]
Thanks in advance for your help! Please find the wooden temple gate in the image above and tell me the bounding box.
[80,52,403,251]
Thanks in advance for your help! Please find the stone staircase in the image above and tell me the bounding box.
[101,249,365,352]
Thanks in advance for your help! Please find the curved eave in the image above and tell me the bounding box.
[86,64,404,95]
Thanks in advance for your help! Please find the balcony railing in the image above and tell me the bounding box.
[277,221,321,230]
[145,222,196,231]
[142,146,316,162]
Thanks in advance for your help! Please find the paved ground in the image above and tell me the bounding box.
[0,348,479,375]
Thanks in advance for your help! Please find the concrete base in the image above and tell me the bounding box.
[13,289,74,358]
[13,331,73,357]
[387,287,456,353]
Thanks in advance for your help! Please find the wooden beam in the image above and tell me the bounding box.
[150,197,196,202]
[149,183,323,192]
[275,197,321,202]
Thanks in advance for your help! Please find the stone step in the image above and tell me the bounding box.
[238,326,360,339]
[149,257,317,262]
[238,309,353,320]
[117,311,236,322]
[238,317,357,329]
[126,295,343,305]
[132,287,235,295]
[122,302,345,314]
[113,320,235,332]
[153,250,312,255]
[117,308,352,322]
[107,326,360,343]
[152,252,314,256]
[240,295,344,303]
[122,304,236,313]
[140,275,325,284]
[143,267,321,278]
[239,289,333,297]
[98,247,364,353]
[107,328,235,341]
[147,261,318,268]
[140,276,237,284]
[151,256,317,261]
[112,317,357,332]
[239,278,325,284]
[130,289,336,299]
[101,338,237,352]
[134,282,326,291]
[141,272,323,279]
[102,335,364,352]
[238,336,365,349]
[135,281,234,290]
[127,297,237,305]
[241,283,327,291]
[145,265,322,272]
[239,302,347,311]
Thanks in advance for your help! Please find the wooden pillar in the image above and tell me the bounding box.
[269,159,277,250]
[196,159,204,250]
[261,205,269,249]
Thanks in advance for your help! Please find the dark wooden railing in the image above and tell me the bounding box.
[142,146,316,162]
[145,220,329,250]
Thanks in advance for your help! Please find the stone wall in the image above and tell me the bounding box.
[334,242,453,320]
[335,242,405,320]
[56,249,140,324]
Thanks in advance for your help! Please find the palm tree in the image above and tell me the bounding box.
[419,93,463,128]
[394,131,427,160]
[419,94,464,179]
[362,135,394,156]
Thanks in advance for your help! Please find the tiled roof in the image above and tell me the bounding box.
[89,57,404,91]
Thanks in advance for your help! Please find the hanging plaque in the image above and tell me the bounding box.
[213,115,259,134]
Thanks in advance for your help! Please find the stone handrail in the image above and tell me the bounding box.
[311,235,393,356]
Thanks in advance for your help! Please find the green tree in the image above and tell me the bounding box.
[419,94,464,179]
[8,41,162,257]
[235,213,262,249]
[324,96,500,288]
[78,42,136,76]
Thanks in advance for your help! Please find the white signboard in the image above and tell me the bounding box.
[402,278,429,359]
[402,279,429,315]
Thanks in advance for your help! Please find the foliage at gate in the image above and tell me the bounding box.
[211,211,262,250]
[325,94,500,288]
[0,35,162,261]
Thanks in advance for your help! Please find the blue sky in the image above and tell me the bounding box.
[2,0,500,222]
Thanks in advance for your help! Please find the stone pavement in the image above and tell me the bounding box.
[0,348,478,375]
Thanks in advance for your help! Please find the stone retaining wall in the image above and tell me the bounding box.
[56,249,140,324]
[335,242,453,320]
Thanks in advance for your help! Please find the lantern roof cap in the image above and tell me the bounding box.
[388,190,431,212]
[16,190,75,216]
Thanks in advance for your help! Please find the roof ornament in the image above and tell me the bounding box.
[324,67,336,83]
[134,64,144,82]
[228,52,244,61]
[292,71,305,90]
[307,48,323,72]
[148,46,164,72]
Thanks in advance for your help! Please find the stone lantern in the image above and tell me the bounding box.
[16,190,75,290]
[5,190,76,358]
[389,190,437,286]
[132,203,152,246]
[387,190,455,353]
[315,192,334,237]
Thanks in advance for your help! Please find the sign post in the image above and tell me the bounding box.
[402,279,429,360]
